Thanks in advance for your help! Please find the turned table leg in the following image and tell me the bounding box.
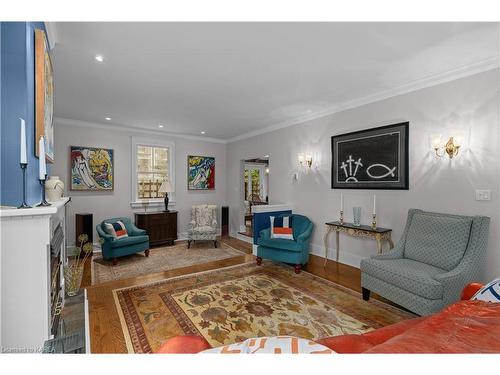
[323,226,333,267]
[375,234,383,254]
[388,236,394,249]
[336,231,340,263]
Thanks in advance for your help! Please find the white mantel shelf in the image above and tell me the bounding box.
[0,197,70,218]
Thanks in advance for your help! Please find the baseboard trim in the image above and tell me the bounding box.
[309,242,364,269]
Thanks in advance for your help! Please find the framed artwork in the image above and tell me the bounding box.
[35,29,54,163]
[187,155,215,190]
[331,122,409,190]
[70,146,114,191]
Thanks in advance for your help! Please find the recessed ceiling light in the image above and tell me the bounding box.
[105,117,111,121]
[95,55,104,62]
[264,155,270,158]
[158,124,164,128]
[200,131,206,135]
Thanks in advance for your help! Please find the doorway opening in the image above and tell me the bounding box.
[239,156,269,238]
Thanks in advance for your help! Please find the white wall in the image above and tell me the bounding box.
[227,69,500,281]
[52,124,227,246]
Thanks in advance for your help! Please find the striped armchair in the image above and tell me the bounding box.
[361,209,490,316]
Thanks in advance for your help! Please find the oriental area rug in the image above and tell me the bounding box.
[113,261,415,353]
[92,241,246,284]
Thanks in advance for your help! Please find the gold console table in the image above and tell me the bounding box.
[323,221,394,266]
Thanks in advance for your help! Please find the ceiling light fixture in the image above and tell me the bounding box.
[95,55,104,62]
[105,117,111,121]
[200,131,206,135]
[158,124,164,128]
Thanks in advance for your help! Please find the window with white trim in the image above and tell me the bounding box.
[137,145,169,199]
[131,138,175,207]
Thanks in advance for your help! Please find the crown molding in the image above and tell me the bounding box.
[54,117,228,144]
[55,57,499,145]
[227,57,500,143]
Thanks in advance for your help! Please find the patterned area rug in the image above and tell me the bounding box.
[92,241,245,285]
[113,261,414,353]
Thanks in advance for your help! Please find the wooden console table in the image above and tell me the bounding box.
[135,211,178,246]
[323,221,394,266]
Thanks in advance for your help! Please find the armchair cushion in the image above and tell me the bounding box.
[188,226,217,234]
[258,237,304,252]
[110,235,149,248]
[361,258,444,299]
[404,213,472,271]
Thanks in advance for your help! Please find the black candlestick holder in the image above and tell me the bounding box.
[18,163,31,209]
[37,174,51,207]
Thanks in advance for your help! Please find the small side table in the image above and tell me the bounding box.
[323,221,394,267]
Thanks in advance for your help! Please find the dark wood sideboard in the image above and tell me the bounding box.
[135,211,178,246]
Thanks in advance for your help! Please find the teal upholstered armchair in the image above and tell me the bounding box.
[361,209,490,316]
[96,217,150,265]
[256,214,314,273]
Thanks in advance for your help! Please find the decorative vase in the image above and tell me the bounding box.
[45,176,64,202]
[353,207,362,226]
[64,265,83,297]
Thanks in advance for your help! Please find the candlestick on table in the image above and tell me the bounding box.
[38,136,47,180]
[20,118,27,164]
[18,163,31,209]
[373,194,377,215]
[37,174,51,207]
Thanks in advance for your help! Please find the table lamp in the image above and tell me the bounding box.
[159,180,174,212]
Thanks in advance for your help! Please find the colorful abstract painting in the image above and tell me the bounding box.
[70,146,114,191]
[188,155,215,190]
[35,29,54,162]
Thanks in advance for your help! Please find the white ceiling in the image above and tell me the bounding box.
[52,22,500,141]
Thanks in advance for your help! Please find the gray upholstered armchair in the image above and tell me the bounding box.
[187,204,218,248]
[361,209,490,316]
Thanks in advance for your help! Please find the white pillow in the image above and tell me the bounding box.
[471,277,500,303]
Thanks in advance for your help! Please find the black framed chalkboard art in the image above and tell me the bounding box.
[331,122,409,190]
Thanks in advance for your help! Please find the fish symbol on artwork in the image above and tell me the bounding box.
[341,155,396,181]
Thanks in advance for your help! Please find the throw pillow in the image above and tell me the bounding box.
[104,221,129,239]
[270,215,294,240]
[471,278,500,303]
[201,336,335,354]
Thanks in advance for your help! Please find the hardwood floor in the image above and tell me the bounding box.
[84,236,403,353]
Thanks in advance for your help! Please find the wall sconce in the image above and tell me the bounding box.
[298,153,313,168]
[431,134,464,159]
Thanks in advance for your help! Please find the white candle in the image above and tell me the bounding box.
[373,195,377,215]
[20,118,27,164]
[39,136,46,180]
[340,193,344,211]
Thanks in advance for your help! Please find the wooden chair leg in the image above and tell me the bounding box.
[214,240,217,248]
[112,258,118,266]
[294,264,302,274]
[145,249,150,257]
[362,287,371,301]
[187,240,191,249]
[256,257,262,265]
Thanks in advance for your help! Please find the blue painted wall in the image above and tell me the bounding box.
[1,22,50,207]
